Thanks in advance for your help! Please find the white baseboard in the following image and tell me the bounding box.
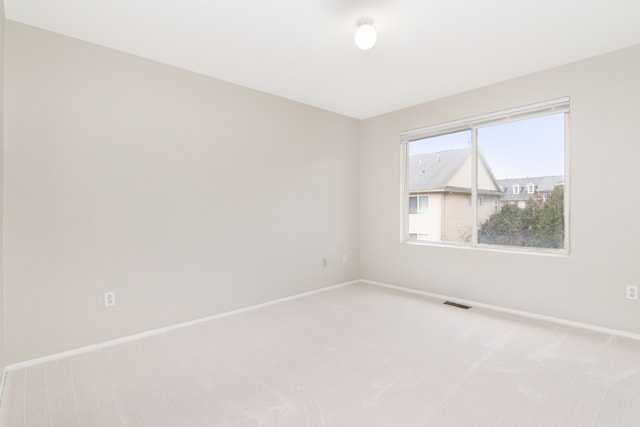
[5,280,359,372]
[6,278,638,374]
[360,279,640,341]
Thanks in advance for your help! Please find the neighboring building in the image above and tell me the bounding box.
[408,148,502,243]
[497,176,564,209]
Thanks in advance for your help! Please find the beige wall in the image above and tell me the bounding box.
[447,157,472,189]
[447,155,500,193]
[408,193,442,240]
[477,196,499,225]
[3,19,639,365]
[442,193,472,243]
[360,44,640,333]
[0,0,5,374]
[4,22,360,363]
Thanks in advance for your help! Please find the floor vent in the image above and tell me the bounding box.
[443,301,471,310]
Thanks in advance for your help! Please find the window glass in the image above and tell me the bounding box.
[403,100,568,252]
[409,196,418,215]
[419,196,429,213]
[477,113,565,249]
[408,130,472,244]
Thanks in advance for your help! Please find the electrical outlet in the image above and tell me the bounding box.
[626,285,638,300]
[104,291,116,307]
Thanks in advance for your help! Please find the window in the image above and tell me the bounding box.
[526,183,535,194]
[408,233,429,241]
[402,98,568,252]
[409,195,429,214]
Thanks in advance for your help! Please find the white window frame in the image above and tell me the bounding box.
[400,97,570,255]
[409,233,429,241]
[526,183,535,194]
[513,184,521,195]
[409,195,430,214]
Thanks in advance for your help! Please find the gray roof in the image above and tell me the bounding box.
[497,176,564,201]
[409,149,470,192]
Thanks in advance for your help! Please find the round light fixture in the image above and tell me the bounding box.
[355,20,377,50]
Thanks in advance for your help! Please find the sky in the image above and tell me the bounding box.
[409,113,565,179]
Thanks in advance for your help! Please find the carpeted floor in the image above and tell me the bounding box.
[1,282,640,426]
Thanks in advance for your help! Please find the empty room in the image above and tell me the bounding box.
[1,0,640,426]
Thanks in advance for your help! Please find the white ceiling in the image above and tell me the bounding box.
[5,0,640,119]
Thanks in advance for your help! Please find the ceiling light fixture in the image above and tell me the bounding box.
[355,19,377,50]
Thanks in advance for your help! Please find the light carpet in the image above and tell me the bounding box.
[1,282,640,426]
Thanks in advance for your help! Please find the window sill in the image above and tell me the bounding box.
[403,239,569,257]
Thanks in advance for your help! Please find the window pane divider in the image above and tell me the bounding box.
[399,137,409,242]
[471,128,479,245]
